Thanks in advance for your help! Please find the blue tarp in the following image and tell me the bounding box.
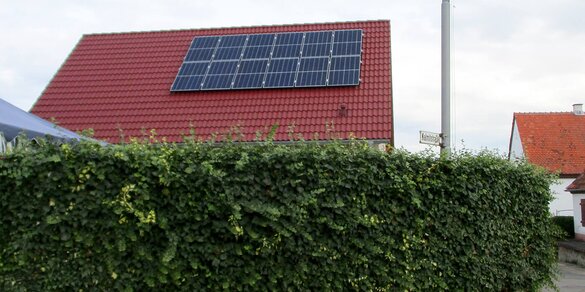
[0,98,92,142]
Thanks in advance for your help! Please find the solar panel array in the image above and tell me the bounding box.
[171,29,363,91]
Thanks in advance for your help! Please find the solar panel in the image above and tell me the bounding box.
[202,60,239,90]
[296,57,328,87]
[171,29,363,92]
[264,58,298,88]
[327,30,363,86]
[233,60,268,89]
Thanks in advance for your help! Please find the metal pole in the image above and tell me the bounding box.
[441,0,452,156]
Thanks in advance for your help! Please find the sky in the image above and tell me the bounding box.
[1,0,584,153]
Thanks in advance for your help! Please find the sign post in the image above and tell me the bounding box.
[419,131,442,146]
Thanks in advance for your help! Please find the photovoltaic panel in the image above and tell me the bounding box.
[333,29,362,43]
[330,56,360,71]
[218,35,247,47]
[328,29,362,86]
[233,74,265,89]
[202,60,239,90]
[302,43,331,57]
[332,42,361,56]
[275,32,304,45]
[243,46,272,59]
[296,57,328,87]
[171,29,363,92]
[192,36,220,48]
[264,72,296,88]
[178,62,209,76]
[305,31,332,44]
[272,44,302,58]
[247,34,275,46]
[238,60,269,73]
[264,58,298,88]
[233,59,268,89]
[214,47,244,60]
[328,70,360,86]
[185,49,215,62]
[267,58,298,72]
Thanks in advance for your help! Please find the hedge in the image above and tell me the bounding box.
[0,139,559,290]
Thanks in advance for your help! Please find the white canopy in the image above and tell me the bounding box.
[0,98,95,142]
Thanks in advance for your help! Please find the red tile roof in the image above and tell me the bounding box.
[30,20,392,144]
[513,112,585,176]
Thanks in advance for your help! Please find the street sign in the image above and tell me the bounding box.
[419,131,442,146]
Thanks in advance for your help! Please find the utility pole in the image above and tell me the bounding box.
[441,0,452,156]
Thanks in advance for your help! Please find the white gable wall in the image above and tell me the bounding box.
[551,178,574,216]
[509,121,524,161]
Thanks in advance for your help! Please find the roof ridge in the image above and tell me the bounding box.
[83,19,391,37]
[514,111,575,115]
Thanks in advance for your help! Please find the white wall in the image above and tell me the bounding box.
[509,121,524,161]
[551,178,575,216]
[573,193,585,240]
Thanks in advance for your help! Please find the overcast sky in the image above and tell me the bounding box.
[1,0,584,153]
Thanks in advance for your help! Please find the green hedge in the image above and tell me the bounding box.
[0,140,559,290]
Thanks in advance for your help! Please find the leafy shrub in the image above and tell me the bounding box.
[0,139,559,290]
[552,216,575,239]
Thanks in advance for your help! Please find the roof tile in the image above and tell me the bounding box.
[514,112,585,175]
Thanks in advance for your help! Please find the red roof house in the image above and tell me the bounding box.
[30,20,393,145]
[509,104,585,215]
[509,105,585,176]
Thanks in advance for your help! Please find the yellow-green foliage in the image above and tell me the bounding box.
[0,139,558,290]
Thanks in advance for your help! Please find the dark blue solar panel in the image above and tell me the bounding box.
[297,57,329,87]
[328,70,360,86]
[202,74,234,90]
[185,49,214,62]
[238,60,268,73]
[332,42,361,56]
[305,31,332,44]
[330,56,360,71]
[275,32,303,45]
[267,58,298,73]
[233,73,265,89]
[219,35,247,47]
[247,34,274,46]
[192,36,220,48]
[298,57,329,72]
[207,60,239,74]
[334,30,362,43]
[214,47,244,60]
[171,29,363,92]
[178,62,209,76]
[296,71,327,87]
[243,46,272,59]
[302,43,331,57]
[272,44,301,58]
[202,61,239,90]
[265,72,296,88]
[171,75,204,91]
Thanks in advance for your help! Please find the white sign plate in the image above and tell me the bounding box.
[419,131,442,146]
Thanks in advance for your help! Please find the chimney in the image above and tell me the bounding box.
[573,104,584,115]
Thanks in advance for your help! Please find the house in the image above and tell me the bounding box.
[566,173,585,240]
[509,104,585,215]
[29,20,393,147]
